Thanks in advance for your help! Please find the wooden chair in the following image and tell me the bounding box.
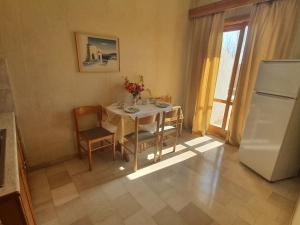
[154,96,184,136]
[171,106,184,136]
[73,105,116,171]
[159,107,181,160]
[154,95,172,103]
[121,114,160,171]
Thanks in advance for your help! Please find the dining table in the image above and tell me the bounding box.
[104,102,173,144]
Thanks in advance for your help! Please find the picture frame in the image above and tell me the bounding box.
[75,32,120,73]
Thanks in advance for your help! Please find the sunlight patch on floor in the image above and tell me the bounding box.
[119,166,125,171]
[184,136,212,147]
[126,151,197,180]
[146,144,187,160]
[194,140,224,153]
[160,125,176,131]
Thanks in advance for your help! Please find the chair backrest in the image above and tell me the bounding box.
[73,105,102,132]
[162,107,181,127]
[154,95,172,103]
[134,113,160,135]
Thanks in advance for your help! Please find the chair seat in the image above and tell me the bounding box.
[125,131,156,142]
[140,124,176,134]
[80,140,109,151]
[139,124,157,133]
[160,125,177,134]
[80,127,113,141]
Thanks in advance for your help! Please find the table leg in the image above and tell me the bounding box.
[116,143,130,162]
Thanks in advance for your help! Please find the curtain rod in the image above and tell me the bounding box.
[189,0,272,19]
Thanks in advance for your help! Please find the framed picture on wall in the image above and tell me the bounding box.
[75,32,120,72]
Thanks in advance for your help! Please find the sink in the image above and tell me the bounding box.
[0,129,6,187]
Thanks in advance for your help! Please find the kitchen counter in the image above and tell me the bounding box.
[0,112,19,197]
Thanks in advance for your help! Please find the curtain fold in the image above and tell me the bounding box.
[227,0,299,145]
[184,13,224,135]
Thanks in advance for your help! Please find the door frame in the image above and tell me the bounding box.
[208,16,249,138]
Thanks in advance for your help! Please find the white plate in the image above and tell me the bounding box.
[124,107,140,114]
[155,102,170,108]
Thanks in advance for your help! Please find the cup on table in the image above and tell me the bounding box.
[142,98,149,105]
[149,98,156,104]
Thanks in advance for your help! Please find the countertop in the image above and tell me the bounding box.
[0,112,19,197]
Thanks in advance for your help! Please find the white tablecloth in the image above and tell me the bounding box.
[106,103,173,118]
[104,103,172,142]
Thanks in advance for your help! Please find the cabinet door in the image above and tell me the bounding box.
[19,172,36,225]
[17,127,36,225]
[0,193,26,225]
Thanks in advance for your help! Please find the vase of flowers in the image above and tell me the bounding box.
[124,76,144,106]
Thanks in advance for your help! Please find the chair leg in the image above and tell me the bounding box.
[179,121,183,136]
[159,135,163,160]
[121,144,124,161]
[88,141,92,171]
[134,145,138,172]
[77,139,82,159]
[112,135,116,161]
[173,130,179,153]
[154,137,159,163]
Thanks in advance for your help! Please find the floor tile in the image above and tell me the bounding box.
[64,158,88,176]
[232,217,251,225]
[28,169,49,191]
[267,192,295,211]
[159,188,190,212]
[48,171,72,189]
[51,183,79,206]
[112,193,141,219]
[80,185,116,223]
[179,202,214,225]
[28,132,300,225]
[42,219,61,225]
[226,198,259,225]
[70,216,93,225]
[124,179,166,215]
[55,198,87,225]
[153,206,188,225]
[31,186,52,207]
[124,209,157,225]
[101,179,128,200]
[97,214,124,225]
[46,164,67,177]
[34,201,57,225]
[193,200,236,225]
[72,170,101,191]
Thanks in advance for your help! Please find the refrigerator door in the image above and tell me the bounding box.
[239,93,295,181]
[255,60,300,99]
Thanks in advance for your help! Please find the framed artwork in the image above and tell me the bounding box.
[75,32,120,72]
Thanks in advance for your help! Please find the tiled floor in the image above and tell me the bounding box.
[29,131,300,225]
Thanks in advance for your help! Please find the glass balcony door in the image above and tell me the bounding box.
[209,23,248,138]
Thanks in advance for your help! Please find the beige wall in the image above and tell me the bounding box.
[0,0,191,167]
[0,57,15,113]
[291,9,300,58]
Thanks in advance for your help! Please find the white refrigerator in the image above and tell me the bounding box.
[239,60,300,182]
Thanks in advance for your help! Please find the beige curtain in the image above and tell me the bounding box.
[184,13,224,135]
[227,0,299,145]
